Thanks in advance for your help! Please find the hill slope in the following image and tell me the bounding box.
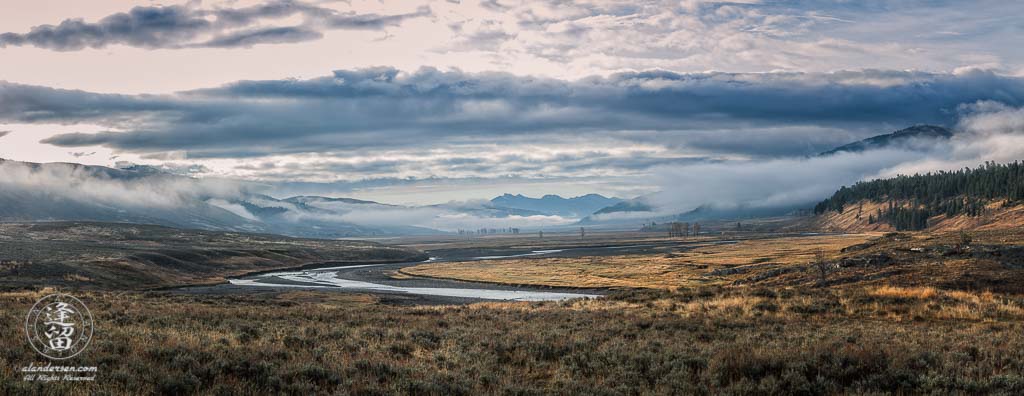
[819,125,953,156]
[0,222,427,289]
[814,161,1024,231]
[591,199,653,215]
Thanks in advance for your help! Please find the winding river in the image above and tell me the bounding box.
[227,251,601,301]
[221,240,738,303]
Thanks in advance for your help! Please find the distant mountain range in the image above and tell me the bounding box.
[490,193,623,218]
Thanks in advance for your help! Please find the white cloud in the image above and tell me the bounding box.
[208,198,259,220]
[648,101,1024,214]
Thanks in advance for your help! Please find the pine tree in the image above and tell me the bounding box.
[814,161,1024,230]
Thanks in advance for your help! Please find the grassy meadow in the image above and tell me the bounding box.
[4,284,1024,395]
[400,234,876,289]
[5,229,1024,394]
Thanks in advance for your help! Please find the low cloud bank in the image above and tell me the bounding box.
[648,148,934,213]
[292,199,575,231]
[647,101,1024,214]
[423,213,573,231]
[0,160,575,233]
[0,161,250,209]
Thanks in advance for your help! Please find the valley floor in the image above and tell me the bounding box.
[400,234,876,289]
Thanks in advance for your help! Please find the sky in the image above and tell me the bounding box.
[1,0,1024,206]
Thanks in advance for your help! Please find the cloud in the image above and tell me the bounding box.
[200,26,323,48]
[881,101,1024,176]
[646,101,1024,214]
[0,67,1017,182]
[114,161,212,176]
[648,148,938,213]
[1,0,1021,83]
[430,0,1024,77]
[277,195,575,231]
[678,0,762,13]
[424,212,573,231]
[0,158,578,233]
[207,198,260,221]
[14,68,1021,153]
[8,100,1024,231]
[0,160,251,209]
[0,1,430,50]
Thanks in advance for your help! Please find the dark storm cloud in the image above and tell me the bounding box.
[0,1,430,50]
[12,68,1021,160]
[0,82,179,122]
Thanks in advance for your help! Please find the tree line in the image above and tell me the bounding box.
[814,161,1024,230]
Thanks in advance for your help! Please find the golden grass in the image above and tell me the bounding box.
[559,286,1024,323]
[402,234,875,289]
[872,285,939,299]
[406,254,721,288]
[5,284,1024,394]
[816,200,895,232]
[859,286,1024,322]
[817,198,1024,233]
[693,235,875,265]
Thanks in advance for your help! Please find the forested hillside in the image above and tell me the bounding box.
[814,161,1024,231]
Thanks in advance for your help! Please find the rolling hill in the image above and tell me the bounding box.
[819,124,952,156]
[591,199,653,215]
[0,222,427,289]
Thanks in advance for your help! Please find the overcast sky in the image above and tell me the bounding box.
[1,0,1023,205]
